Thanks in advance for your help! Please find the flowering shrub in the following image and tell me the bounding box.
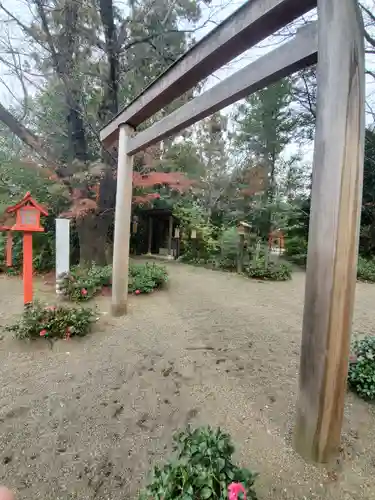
[59,263,112,302]
[60,262,168,301]
[139,426,257,500]
[6,301,97,340]
[128,262,168,294]
[348,336,375,400]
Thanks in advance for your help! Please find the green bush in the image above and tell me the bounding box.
[246,258,292,281]
[284,236,307,266]
[218,227,239,271]
[139,426,258,500]
[348,336,375,400]
[173,203,219,263]
[60,262,169,301]
[6,301,97,340]
[128,262,168,294]
[284,236,308,257]
[287,254,307,267]
[59,263,112,301]
[357,257,375,282]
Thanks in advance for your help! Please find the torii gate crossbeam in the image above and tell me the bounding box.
[100,0,365,465]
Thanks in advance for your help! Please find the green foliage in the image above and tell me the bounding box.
[60,262,168,301]
[139,426,258,500]
[60,264,112,302]
[6,301,96,340]
[217,227,239,270]
[234,79,297,163]
[284,236,308,267]
[357,257,375,282]
[360,129,375,257]
[128,262,168,294]
[174,203,219,263]
[348,336,375,400]
[0,159,70,274]
[246,258,292,281]
[0,231,56,275]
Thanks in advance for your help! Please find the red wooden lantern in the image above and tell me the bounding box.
[6,192,48,304]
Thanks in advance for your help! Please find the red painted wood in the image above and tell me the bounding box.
[23,233,33,304]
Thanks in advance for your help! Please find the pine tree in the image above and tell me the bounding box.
[233,78,298,236]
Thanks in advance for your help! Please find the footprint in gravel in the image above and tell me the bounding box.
[268,395,276,403]
[112,404,124,418]
[5,406,29,420]
[216,358,226,365]
[162,366,173,377]
[137,413,149,429]
[3,455,12,465]
[185,408,199,423]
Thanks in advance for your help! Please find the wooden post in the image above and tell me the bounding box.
[23,233,33,304]
[168,215,173,259]
[111,124,134,316]
[237,234,244,273]
[147,217,153,255]
[294,0,365,463]
[6,231,12,267]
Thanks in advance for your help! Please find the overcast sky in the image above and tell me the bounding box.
[195,0,375,122]
[0,0,374,157]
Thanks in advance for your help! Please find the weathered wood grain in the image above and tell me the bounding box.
[99,0,317,146]
[111,124,134,316]
[294,0,365,463]
[127,23,317,155]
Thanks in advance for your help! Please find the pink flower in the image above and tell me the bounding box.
[135,289,141,295]
[349,354,357,363]
[40,329,47,337]
[81,288,88,296]
[45,305,56,311]
[228,483,246,500]
[65,327,71,341]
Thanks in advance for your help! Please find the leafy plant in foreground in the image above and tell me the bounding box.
[6,300,97,340]
[348,335,375,400]
[139,426,258,500]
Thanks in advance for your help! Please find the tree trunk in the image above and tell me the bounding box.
[0,102,60,169]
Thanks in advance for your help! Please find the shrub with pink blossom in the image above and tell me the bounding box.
[139,426,257,500]
[6,301,97,340]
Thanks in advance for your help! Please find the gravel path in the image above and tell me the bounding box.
[0,264,375,500]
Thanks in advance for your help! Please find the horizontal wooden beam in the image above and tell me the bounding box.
[100,0,317,145]
[127,23,317,155]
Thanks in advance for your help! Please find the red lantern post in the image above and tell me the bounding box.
[6,192,48,305]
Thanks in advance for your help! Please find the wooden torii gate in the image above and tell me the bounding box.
[100,0,365,464]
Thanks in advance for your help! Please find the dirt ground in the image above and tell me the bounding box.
[1,263,375,500]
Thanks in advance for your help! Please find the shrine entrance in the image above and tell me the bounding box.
[133,208,178,259]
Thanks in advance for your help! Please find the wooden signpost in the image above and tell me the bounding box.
[6,192,48,305]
